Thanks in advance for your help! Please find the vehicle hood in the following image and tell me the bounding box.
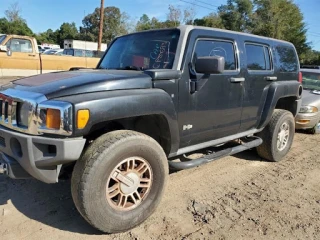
[301,89,320,107]
[2,69,153,99]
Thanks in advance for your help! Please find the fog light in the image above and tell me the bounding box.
[77,109,90,129]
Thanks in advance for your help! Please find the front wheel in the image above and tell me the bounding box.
[256,109,295,162]
[71,130,168,233]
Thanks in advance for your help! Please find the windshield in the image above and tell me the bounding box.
[302,71,320,91]
[98,29,180,70]
[0,35,6,45]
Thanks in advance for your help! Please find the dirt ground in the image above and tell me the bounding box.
[0,77,319,240]
[0,132,319,240]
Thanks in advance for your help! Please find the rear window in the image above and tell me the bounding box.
[274,45,298,72]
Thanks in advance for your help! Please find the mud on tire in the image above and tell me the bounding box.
[71,130,168,233]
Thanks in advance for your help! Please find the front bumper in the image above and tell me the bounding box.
[0,126,86,183]
[295,112,320,130]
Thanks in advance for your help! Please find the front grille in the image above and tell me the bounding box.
[0,93,17,126]
[0,136,5,147]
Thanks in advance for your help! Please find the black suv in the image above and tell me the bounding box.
[0,25,302,233]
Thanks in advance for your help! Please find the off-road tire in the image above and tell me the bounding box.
[71,130,168,233]
[256,109,295,162]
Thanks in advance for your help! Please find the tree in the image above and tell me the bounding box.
[136,14,152,31]
[0,17,33,36]
[5,2,25,22]
[218,0,254,32]
[35,29,58,44]
[82,6,130,44]
[58,22,79,43]
[167,4,182,27]
[183,7,196,25]
[1,2,34,36]
[252,0,308,56]
[194,13,224,28]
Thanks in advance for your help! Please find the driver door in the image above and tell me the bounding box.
[2,38,39,76]
[178,29,244,147]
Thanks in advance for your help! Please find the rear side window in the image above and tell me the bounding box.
[194,39,236,70]
[245,44,271,71]
[274,45,298,72]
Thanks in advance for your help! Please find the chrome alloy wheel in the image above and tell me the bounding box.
[106,157,153,211]
[277,122,290,151]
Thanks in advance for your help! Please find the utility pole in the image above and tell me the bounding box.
[98,0,104,51]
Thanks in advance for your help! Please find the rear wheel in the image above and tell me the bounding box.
[71,130,168,233]
[256,109,295,162]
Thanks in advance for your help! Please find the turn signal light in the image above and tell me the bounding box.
[46,109,60,129]
[77,110,90,129]
[296,119,310,124]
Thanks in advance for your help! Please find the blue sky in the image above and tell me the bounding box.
[1,0,320,50]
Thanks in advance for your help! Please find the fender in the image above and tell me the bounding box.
[55,89,180,155]
[257,81,302,129]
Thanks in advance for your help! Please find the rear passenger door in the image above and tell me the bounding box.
[238,37,274,132]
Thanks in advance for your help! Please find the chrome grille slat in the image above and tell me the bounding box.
[1,99,4,122]
[11,101,17,125]
[0,94,19,127]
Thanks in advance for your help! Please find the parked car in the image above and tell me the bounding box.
[42,49,64,55]
[295,68,320,133]
[0,34,100,77]
[0,26,302,233]
[301,65,320,70]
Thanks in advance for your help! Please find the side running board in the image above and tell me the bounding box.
[168,137,262,170]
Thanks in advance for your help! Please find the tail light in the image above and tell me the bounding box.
[298,71,302,83]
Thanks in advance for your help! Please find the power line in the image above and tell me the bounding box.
[178,0,218,12]
[309,31,320,37]
[194,0,220,8]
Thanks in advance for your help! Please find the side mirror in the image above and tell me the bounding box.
[195,56,225,74]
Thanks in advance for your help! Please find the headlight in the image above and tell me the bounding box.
[17,102,31,128]
[39,108,61,129]
[299,106,318,113]
[38,100,73,135]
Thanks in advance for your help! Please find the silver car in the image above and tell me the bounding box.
[295,68,320,133]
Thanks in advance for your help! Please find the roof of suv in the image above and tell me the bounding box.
[177,25,293,45]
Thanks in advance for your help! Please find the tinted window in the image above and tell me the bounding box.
[6,38,33,53]
[275,45,298,72]
[194,40,236,70]
[246,44,271,70]
[99,29,180,70]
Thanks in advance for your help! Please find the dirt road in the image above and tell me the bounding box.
[0,131,319,240]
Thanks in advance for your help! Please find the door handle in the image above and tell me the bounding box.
[265,76,277,81]
[230,77,245,83]
[28,54,36,57]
